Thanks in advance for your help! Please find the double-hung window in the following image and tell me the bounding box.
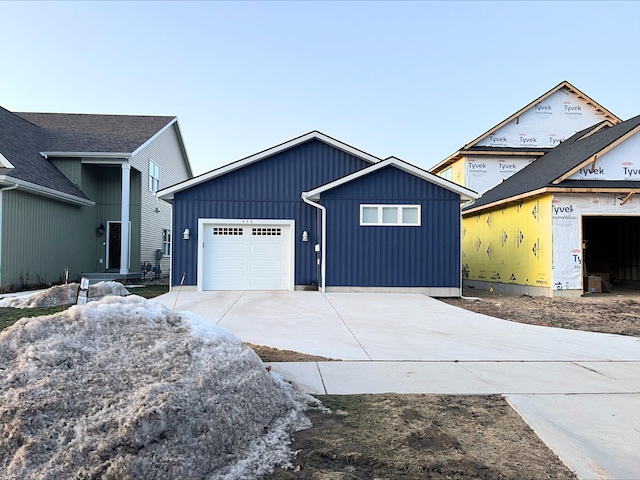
[360,205,421,226]
[162,229,171,256]
[149,160,161,193]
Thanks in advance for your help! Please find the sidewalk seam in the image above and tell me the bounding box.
[323,294,373,360]
[216,291,247,325]
[315,362,328,395]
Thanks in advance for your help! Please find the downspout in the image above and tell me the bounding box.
[301,192,326,292]
[0,183,19,287]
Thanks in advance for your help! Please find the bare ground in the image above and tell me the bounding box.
[249,287,640,479]
[441,286,640,337]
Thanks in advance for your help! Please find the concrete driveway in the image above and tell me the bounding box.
[154,290,640,479]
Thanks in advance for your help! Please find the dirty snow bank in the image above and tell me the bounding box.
[0,281,130,308]
[0,296,318,479]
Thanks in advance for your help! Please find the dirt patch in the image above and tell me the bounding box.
[246,344,339,363]
[253,290,640,479]
[441,287,640,337]
[264,394,576,479]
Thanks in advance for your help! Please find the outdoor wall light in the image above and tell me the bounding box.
[96,223,105,236]
[302,230,309,242]
[183,229,190,240]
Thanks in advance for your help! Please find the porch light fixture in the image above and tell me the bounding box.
[183,228,190,240]
[302,230,309,242]
[96,223,105,236]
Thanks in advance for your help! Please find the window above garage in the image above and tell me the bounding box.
[360,205,421,226]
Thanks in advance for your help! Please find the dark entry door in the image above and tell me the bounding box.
[108,222,121,270]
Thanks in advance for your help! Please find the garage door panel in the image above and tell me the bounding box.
[213,243,247,254]
[250,243,285,254]
[201,223,291,291]
[250,276,286,288]
[250,260,286,271]
[212,259,246,270]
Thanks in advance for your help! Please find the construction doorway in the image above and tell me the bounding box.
[582,216,640,291]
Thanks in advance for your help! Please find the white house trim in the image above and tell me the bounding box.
[0,152,15,168]
[305,157,479,202]
[0,175,95,206]
[158,131,382,200]
[41,151,132,159]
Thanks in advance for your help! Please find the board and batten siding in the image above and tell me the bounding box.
[0,189,95,288]
[131,123,190,278]
[320,166,463,288]
[172,139,370,287]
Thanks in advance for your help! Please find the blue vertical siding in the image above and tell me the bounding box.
[172,139,370,286]
[320,166,461,287]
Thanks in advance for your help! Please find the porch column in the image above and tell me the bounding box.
[120,162,131,275]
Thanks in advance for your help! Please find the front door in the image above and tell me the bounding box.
[108,222,122,270]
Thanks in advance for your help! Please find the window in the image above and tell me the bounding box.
[360,205,421,226]
[149,160,161,193]
[441,167,453,181]
[162,229,171,256]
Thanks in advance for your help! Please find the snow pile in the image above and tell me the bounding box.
[0,281,130,308]
[0,296,318,479]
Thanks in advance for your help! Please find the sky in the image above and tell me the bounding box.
[1,1,639,176]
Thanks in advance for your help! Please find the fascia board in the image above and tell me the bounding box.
[131,117,177,157]
[552,125,640,185]
[130,118,194,178]
[464,184,640,215]
[0,152,15,168]
[0,175,95,206]
[41,151,131,159]
[158,131,382,200]
[306,158,479,201]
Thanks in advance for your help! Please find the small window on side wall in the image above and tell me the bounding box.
[162,229,171,256]
[149,160,161,193]
[360,205,421,226]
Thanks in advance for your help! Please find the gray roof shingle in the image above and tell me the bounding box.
[0,107,89,199]
[0,108,178,202]
[15,112,175,153]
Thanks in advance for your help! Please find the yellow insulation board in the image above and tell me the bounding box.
[463,195,553,287]
[451,157,465,186]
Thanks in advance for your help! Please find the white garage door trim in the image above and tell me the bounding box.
[197,218,295,291]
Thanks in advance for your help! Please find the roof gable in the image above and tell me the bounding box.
[430,81,620,174]
[468,81,620,149]
[158,131,382,200]
[464,115,640,213]
[304,157,478,202]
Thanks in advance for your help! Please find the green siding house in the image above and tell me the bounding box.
[0,107,192,290]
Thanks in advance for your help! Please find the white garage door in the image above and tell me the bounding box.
[201,223,292,290]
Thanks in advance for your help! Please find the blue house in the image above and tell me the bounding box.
[158,132,477,296]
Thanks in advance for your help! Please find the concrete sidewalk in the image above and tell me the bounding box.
[154,290,640,479]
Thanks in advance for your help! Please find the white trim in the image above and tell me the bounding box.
[0,152,15,168]
[41,151,131,159]
[306,157,479,202]
[119,163,131,274]
[196,218,295,292]
[360,204,421,226]
[80,158,129,165]
[131,117,177,157]
[0,175,95,206]
[158,131,382,200]
[301,194,327,292]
